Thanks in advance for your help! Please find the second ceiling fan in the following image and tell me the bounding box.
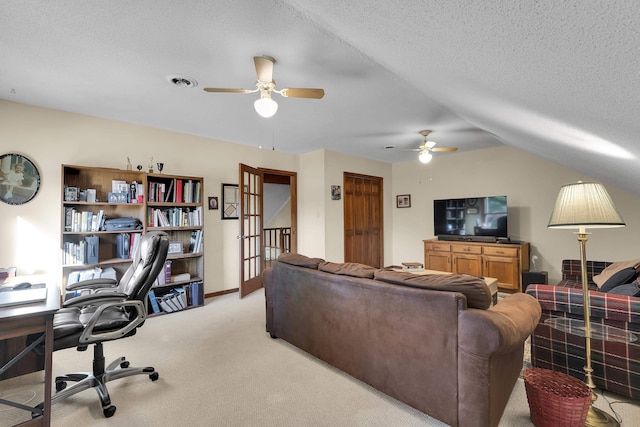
[387,130,458,163]
[203,56,325,118]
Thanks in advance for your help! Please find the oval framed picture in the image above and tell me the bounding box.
[0,153,41,205]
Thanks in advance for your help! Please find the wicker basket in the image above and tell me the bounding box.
[523,368,591,427]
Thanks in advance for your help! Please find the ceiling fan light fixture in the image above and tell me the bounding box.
[254,91,278,118]
[418,150,432,164]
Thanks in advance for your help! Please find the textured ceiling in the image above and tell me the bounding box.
[1,1,639,195]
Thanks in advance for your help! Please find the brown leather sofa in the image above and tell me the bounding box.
[263,253,541,427]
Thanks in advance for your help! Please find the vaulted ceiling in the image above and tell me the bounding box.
[2,1,639,195]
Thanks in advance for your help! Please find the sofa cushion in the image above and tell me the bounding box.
[276,253,325,269]
[373,270,491,309]
[608,282,640,297]
[599,267,638,293]
[593,259,640,288]
[318,261,377,278]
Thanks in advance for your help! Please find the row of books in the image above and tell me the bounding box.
[147,179,202,204]
[147,280,203,314]
[64,208,106,232]
[148,206,203,227]
[63,240,91,265]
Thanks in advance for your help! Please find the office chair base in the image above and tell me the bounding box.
[50,345,159,418]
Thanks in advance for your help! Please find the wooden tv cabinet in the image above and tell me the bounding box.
[423,238,530,292]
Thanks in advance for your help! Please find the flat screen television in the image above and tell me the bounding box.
[434,196,508,242]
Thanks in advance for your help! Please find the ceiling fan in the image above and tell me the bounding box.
[386,130,458,163]
[203,56,325,118]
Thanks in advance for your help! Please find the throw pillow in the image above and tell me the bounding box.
[593,259,640,288]
[599,267,638,293]
[608,283,640,297]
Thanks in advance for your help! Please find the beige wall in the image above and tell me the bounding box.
[297,150,326,258]
[0,100,299,294]
[322,150,393,264]
[390,146,640,283]
[3,100,638,292]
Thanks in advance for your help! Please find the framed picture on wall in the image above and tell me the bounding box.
[222,184,239,220]
[0,153,41,205]
[331,185,341,200]
[208,196,219,210]
[396,194,411,208]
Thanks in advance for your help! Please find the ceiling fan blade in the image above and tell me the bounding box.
[280,88,325,99]
[431,147,458,152]
[385,146,422,152]
[203,88,254,94]
[254,56,275,82]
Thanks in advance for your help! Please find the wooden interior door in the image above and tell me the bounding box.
[343,172,383,268]
[239,164,263,298]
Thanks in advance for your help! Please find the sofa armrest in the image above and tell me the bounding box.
[526,284,640,324]
[459,293,541,356]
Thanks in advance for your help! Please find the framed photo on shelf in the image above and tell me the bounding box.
[396,194,411,208]
[108,192,128,204]
[168,241,183,254]
[222,183,239,220]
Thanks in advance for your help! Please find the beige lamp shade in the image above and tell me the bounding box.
[548,181,625,229]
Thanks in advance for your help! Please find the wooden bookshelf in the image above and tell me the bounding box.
[61,165,205,315]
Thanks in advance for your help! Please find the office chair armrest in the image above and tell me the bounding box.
[63,291,128,308]
[79,299,147,344]
[66,278,118,291]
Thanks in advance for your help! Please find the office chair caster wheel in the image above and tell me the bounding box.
[103,405,116,417]
[149,372,159,381]
[56,381,67,392]
[120,361,130,368]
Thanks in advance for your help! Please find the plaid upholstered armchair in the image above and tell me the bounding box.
[526,259,640,399]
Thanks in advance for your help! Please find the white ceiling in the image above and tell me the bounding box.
[2,1,639,195]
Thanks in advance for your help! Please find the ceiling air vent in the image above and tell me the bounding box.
[166,74,198,88]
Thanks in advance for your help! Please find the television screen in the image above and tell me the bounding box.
[434,196,508,242]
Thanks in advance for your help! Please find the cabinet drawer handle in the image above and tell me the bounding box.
[496,250,504,254]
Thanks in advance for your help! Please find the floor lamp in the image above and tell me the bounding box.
[548,181,625,427]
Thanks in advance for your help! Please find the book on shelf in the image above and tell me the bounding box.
[164,179,174,202]
[128,233,141,259]
[188,229,203,253]
[170,288,187,309]
[164,260,172,284]
[148,289,161,314]
[158,296,175,313]
[170,272,191,283]
[189,280,204,306]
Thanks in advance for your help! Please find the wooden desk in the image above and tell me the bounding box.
[0,279,59,426]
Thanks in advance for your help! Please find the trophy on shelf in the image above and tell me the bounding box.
[157,163,164,174]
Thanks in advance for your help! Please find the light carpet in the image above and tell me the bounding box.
[1,289,639,426]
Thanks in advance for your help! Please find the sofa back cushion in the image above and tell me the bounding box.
[373,270,492,309]
[277,253,325,269]
[318,261,377,278]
